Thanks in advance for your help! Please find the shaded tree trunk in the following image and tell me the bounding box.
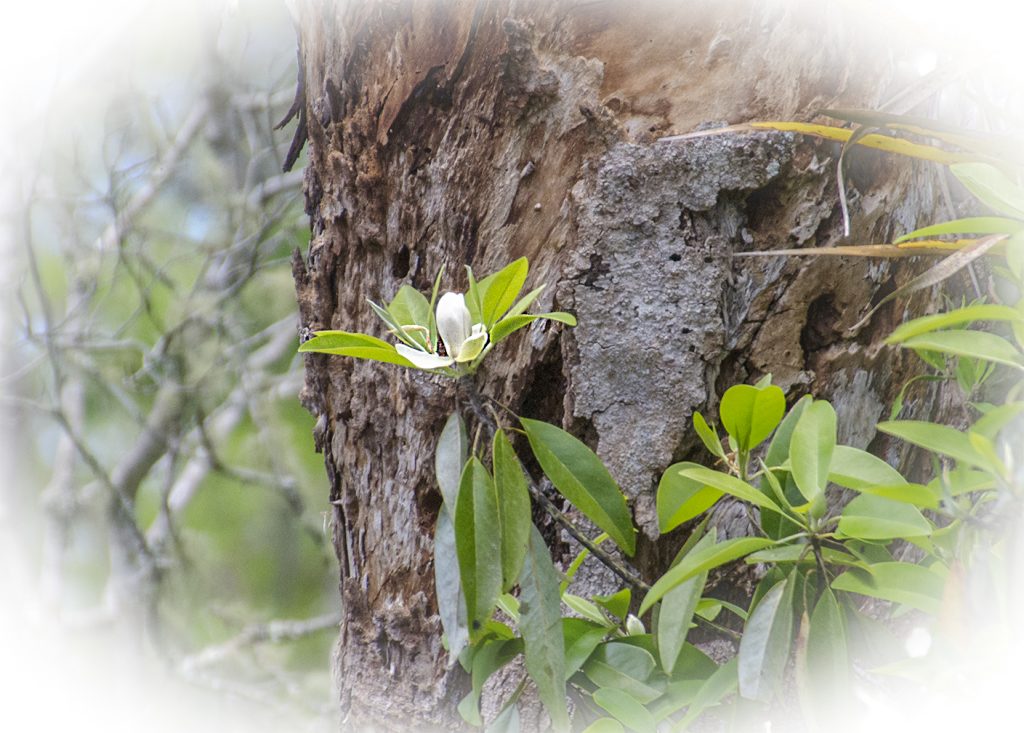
[289,1,944,728]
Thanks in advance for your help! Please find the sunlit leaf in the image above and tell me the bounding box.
[479,257,530,328]
[899,330,1024,370]
[950,163,1024,218]
[828,445,905,490]
[490,311,577,344]
[894,216,1023,244]
[676,466,783,514]
[657,461,723,534]
[886,304,1024,343]
[719,384,786,453]
[693,411,727,461]
[878,420,989,469]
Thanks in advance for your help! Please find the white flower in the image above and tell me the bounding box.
[396,292,488,370]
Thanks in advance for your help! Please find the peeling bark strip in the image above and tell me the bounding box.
[289,1,942,729]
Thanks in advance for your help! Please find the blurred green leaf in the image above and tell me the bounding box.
[950,162,1024,218]
[584,642,663,704]
[899,330,1024,370]
[436,412,468,515]
[832,562,945,614]
[519,526,568,729]
[655,532,715,675]
[593,687,657,733]
[837,494,932,540]
[877,420,988,468]
[828,445,905,490]
[435,511,469,661]
[738,574,794,702]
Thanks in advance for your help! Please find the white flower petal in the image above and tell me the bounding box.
[396,343,454,370]
[436,292,471,359]
[454,329,488,363]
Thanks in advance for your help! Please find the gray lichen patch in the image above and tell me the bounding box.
[563,132,792,537]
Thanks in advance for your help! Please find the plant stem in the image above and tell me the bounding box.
[457,377,650,594]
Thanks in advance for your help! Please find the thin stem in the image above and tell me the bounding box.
[457,377,650,594]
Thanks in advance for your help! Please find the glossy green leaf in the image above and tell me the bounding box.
[640,537,774,615]
[828,445,905,490]
[521,417,636,555]
[950,162,1024,218]
[675,658,738,730]
[583,642,664,704]
[877,420,988,468]
[837,495,932,540]
[479,257,529,328]
[719,384,786,453]
[457,638,523,726]
[436,413,468,514]
[434,511,468,661]
[492,429,531,590]
[455,458,502,636]
[789,400,837,502]
[676,466,783,514]
[490,311,577,344]
[738,574,795,702]
[593,688,657,733]
[894,216,1024,244]
[900,330,1024,370]
[519,526,568,729]
[655,532,715,675]
[563,618,608,679]
[657,461,723,534]
[886,305,1024,344]
[832,562,945,614]
[693,412,727,460]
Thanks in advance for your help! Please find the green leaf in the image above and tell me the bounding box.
[655,532,715,675]
[581,720,625,733]
[950,162,1024,218]
[455,458,502,636]
[436,413,468,515]
[563,593,612,626]
[299,331,419,367]
[886,304,1024,343]
[594,589,631,620]
[676,466,783,514]
[828,445,905,490]
[853,483,938,510]
[837,494,932,540]
[389,284,432,328]
[900,330,1024,370]
[640,537,774,615]
[593,688,657,733]
[583,642,664,704]
[675,658,738,730]
[719,384,786,453]
[806,588,848,691]
[493,429,532,591]
[490,312,577,344]
[427,265,445,344]
[486,702,520,733]
[479,257,530,328]
[457,638,523,726]
[434,511,468,661]
[520,418,636,555]
[366,299,422,348]
[894,216,1024,244]
[738,574,795,702]
[877,420,988,468]
[506,285,546,318]
[832,562,945,614]
[519,526,568,729]
[789,400,837,502]
[656,462,723,534]
[693,412,727,460]
[465,266,484,325]
[563,618,608,679]
[761,396,812,539]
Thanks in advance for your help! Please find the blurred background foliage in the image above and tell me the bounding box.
[1,1,337,728]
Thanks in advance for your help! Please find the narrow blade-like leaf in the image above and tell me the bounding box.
[493,429,532,591]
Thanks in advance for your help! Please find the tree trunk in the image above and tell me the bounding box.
[290,1,943,729]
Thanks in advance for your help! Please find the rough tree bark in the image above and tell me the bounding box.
[288,1,946,729]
